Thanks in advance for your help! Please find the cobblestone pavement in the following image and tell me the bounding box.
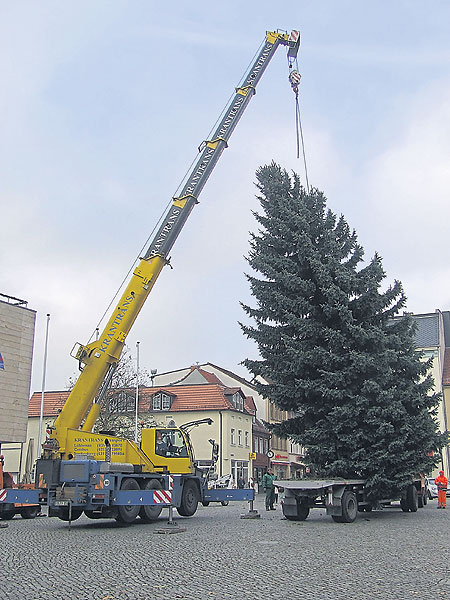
[1,494,449,600]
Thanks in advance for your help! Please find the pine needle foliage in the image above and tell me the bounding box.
[241,163,445,501]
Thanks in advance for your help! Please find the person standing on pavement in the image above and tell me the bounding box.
[435,470,448,509]
[262,468,277,511]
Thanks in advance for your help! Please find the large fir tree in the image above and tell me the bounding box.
[241,163,445,501]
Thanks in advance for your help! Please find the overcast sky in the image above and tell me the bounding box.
[2,1,450,393]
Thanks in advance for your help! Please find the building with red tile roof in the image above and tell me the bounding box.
[28,390,69,418]
[151,364,300,482]
[23,374,260,485]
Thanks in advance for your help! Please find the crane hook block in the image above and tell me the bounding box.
[289,70,301,93]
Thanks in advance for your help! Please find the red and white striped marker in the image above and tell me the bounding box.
[153,490,172,504]
[289,30,300,43]
[0,489,7,502]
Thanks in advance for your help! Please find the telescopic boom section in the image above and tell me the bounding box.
[51,30,300,457]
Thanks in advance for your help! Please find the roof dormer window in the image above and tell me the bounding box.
[151,391,174,411]
[108,390,135,413]
[231,392,244,412]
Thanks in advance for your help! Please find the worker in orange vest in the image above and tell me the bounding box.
[435,470,448,509]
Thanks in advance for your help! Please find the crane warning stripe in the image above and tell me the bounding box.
[0,489,7,502]
[153,490,172,504]
[289,30,300,43]
[168,476,174,491]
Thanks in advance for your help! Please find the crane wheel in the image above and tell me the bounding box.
[58,507,83,522]
[115,478,141,524]
[177,480,199,517]
[139,479,163,523]
[21,506,40,519]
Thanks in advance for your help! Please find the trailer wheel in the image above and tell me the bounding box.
[21,506,40,519]
[406,484,418,512]
[177,480,199,517]
[289,500,310,522]
[115,478,141,524]
[339,490,358,523]
[0,509,15,520]
[139,479,163,523]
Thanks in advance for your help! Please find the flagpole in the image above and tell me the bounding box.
[135,341,140,443]
[37,314,50,458]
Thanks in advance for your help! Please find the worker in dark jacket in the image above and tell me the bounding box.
[262,468,277,511]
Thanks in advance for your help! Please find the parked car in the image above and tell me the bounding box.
[427,478,438,499]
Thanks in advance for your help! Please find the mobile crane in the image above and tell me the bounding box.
[1,29,301,524]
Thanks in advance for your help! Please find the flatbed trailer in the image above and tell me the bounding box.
[0,486,41,520]
[275,478,427,523]
[0,462,41,521]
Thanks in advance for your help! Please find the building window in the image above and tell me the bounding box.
[238,430,242,446]
[151,391,174,411]
[231,460,249,485]
[269,402,287,422]
[245,431,249,448]
[108,391,135,413]
[231,428,236,445]
[227,392,244,412]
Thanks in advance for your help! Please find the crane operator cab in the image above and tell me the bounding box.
[155,430,188,458]
[141,427,194,474]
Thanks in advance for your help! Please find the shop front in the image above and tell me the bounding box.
[290,461,305,479]
[271,453,289,479]
[290,455,306,479]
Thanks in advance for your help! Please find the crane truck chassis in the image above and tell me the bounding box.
[2,423,254,523]
[0,30,301,525]
[276,478,428,523]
